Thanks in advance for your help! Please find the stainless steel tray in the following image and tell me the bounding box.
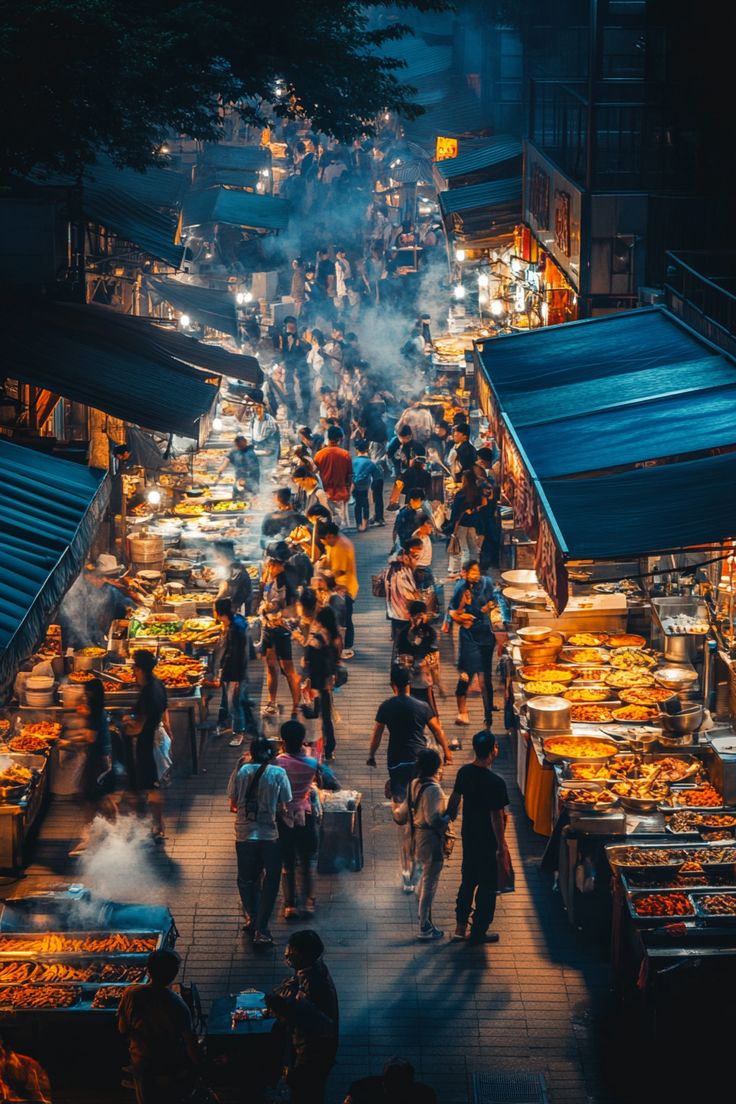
[0,930,163,957]
[691,892,736,921]
[626,888,696,924]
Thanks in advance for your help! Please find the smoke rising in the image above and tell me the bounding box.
[78,814,166,904]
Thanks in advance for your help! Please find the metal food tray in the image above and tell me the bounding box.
[626,888,697,924]
[606,844,691,871]
[0,978,149,1013]
[0,930,164,957]
[620,871,736,894]
[691,892,736,921]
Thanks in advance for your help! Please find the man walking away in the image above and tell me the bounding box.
[118,949,200,1104]
[314,426,353,528]
[266,930,339,1104]
[446,730,512,944]
[214,598,256,747]
[320,522,358,658]
[227,737,292,947]
[351,436,381,532]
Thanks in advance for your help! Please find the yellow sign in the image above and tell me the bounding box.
[435,136,458,162]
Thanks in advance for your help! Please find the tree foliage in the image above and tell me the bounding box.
[0,0,451,176]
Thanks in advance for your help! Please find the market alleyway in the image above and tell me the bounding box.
[22,523,612,1104]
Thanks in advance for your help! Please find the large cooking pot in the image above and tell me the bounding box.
[128,535,164,563]
[519,633,564,666]
[526,695,571,732]
[72,649,107,672]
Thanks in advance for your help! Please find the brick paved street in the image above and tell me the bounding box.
[22,524,611,1103]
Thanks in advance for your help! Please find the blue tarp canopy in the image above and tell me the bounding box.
[0,440,109,690]
[477,307,736,476]
[435,136,522,181]
[4,301,222,442]
[540,452,736,559]
[439,177,521,242]
[146,276,239,339]
[183,188,289,231]
[439,177,522,215]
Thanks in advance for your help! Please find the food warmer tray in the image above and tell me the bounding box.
[620,871,736,895]
[690,892,736,921]
[0,931,165,958]
[0,979,150,1014]
[606,842,736,872]
[625,888,697,925]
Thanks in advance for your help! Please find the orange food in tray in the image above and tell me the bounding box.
[570,705,615,723]
[564,688,612,703]
[612,704,659,722]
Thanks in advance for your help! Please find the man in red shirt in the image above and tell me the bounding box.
[314,426,353,527]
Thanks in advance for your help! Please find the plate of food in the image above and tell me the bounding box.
[518,665,577,684]
[559,787,618,814]
[612,704,660,723]
[618,687,678,705]
[612,778,670,811]
[604,669,656,689]
[566,632,609,647]
[542,736,620,764]
[571,667,610,684]
[606,633,647,649]
[561,648,610,665]
[522,681,566,696]
[570,704,616,724]
[660,783,726,810]
[564,688,615,703]
[610,649,657,670]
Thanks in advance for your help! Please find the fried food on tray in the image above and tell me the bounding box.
[564,688,612,703]
[612,779,668,800]
[700,829,734,841]
[68,671,95,683]
[669,784,723,808]
[544,737,618,759]
[75,646,107,657]
[211,500,248,512]
[618,687,674,705]
[612,704,659,722]
[604,669,656,688]
[569,761,632,781]
[612,848,686,867]
[22,722,62,739]
[656,758,696,782]
[606,634,647,649]
[668,812,699,833]
[0,934,158,955]
[572,667,610,683]
[524,681,565,696]
[9,734,50,754]
[570,705,615,723]
[632,893,693,917]
[567,633,608,647]
[610,648,657,670]
[561,788,617,806]
[697,814,736,827]
[92,985,130,1008]
[0,961,144,984]
[566,648,609,665]
[174,502,206,516]
[697,894,736,915]
[0,985,82,1009]
[0,765,33,787]
[679,860,705,873]
[519,666,576,683]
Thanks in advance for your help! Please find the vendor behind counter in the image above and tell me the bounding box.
[59,556,136,649]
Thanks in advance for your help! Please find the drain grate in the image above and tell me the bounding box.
[472,1072,549,1104]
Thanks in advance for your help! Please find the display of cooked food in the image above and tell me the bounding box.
[519,666,577,683]
[632,893,694,917]
[680,860,705,873]
[0,961,145,984]
[523,681,566,696]
[561,788,617,807]
[606,634,647,649]
[129,617,182,638]
[0,765,33,788]
[697,894,736,915]
[165,591,217,605]
[697,814,736,828]
[612,779,669,801]
[660,614,709,635]
[572,667,610,683]
[22,722,62,740]
[0,934,159,955]
[656,758,698,783]
[0,719,10,735]
[107,667,137,683]
[570,705,615,723]
[9,734,51,754]
[544,737,619,759]
[668,812,699,833]
[174,502,206,516]
[701,829,735,841]
[628,873,710,889]
[618,687,676,705]
[610,649,657,670]
[611,848,687,867]
[102,681,125,694]
[564,688,613,703]
[211,500,248,512]
[68,671,95,683]
[604,669,656,688]
[75,647,107,658]
[612,705,659,722]
[0,985,81,1009]
[668,784,724,808]
[565,648,609,665]
[92,985,129,1008]
[567,633,608,647]
[569,762,628,781]
[181,618,216,632]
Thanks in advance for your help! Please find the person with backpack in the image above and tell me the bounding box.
[227,737,292,947]
[392,748,449,941]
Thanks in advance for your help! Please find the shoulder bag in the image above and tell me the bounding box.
[408,779,456,860]
[243,762,269,822]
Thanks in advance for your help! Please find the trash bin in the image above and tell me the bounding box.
[317,791,363,873]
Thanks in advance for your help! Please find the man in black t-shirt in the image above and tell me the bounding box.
[367,668,452,893]
[446,730,511,944]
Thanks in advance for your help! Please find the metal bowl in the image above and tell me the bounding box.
[617,793,667,814]
[658,703,704,734]
[518,626,553,644]
[655,666,699,691]
[502,570,539,587]
[657,732,698,749]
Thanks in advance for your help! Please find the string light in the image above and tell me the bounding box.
[452,284,466,300]
[179,314,191,328]
[455,248,466,262]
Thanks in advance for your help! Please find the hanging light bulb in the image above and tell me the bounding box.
[455,248,466,263]
[179,314,191,329]
[490,299,504,317]
[452,284,466,300]
[146,488,162,506]
[477,273,490,289]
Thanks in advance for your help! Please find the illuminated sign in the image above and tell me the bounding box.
[435,136,458,161]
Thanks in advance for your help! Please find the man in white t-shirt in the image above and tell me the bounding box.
[227,737,292,946]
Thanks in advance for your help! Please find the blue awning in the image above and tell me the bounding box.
[146,276,239,339]
[476,307,736,476]
[439,177,521,242]
[0,440,109,690]
[439,178,522,216]
[183,187,289,231]
[540,452,736,559]
[435,137,522,181]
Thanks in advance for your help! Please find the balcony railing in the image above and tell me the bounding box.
[665,252,736,357]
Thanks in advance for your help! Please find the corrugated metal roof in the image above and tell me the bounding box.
[435,136,522,179]
[0,440,109,689]
[146,276,239,339]
[439,177,522,215]
[4,301,220,440]
[183,187,290,231]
